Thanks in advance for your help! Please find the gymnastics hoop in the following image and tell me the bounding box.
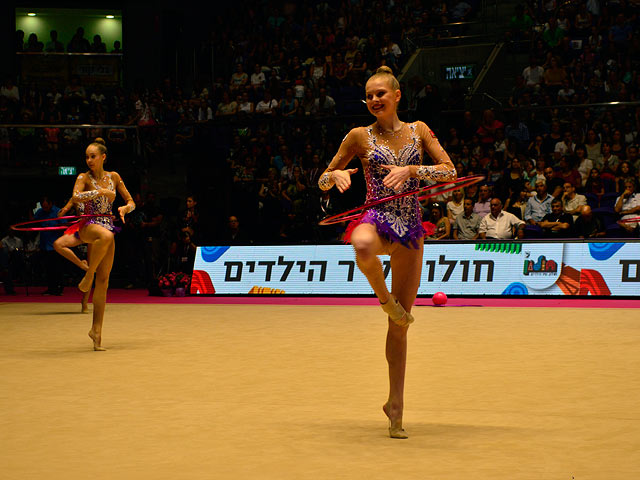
[618,216,640,224]
[11,214,116,232]
[319,174,485,226]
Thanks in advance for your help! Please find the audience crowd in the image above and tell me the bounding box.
[1,0,639,294]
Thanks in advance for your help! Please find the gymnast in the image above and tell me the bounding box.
[318,66,456,438]
[72,137,135,350]
[54,197,92,313]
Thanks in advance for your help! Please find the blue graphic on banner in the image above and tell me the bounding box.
[502,282,529,295]
[588,243,625,261]
[201,246,230,263]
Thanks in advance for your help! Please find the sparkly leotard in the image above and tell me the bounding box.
[359,123,424,248]
[84,172,116,231]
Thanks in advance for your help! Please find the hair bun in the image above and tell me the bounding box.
[376,66,394,75]
[93,137,106,145]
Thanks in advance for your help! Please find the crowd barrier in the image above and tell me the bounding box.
[191,240,640,297]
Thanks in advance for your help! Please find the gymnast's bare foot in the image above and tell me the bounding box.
[78,271,94,293]
[383,401,408,439]
[81,301,90,314]
[80,259,89,272]
[88,330,106,351]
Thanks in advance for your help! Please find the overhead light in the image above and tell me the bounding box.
[106,15,115,19]
[27,12,36,16]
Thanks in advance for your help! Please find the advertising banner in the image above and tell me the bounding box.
[191,242,640,297]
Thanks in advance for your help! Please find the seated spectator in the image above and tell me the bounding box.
[599,142,620,179]
[279,88,298,117]
[615,161,635,193]
[476,109,504,146]
[314,88,336,116]
[425,203,450,240]
[473,184,492,218]
[478,198,525,239]
[507,4,534,44]
[237,91,254,115]
[523,56,544,91]
[539,198,574,237]
[554,131,576,160]
[215,91,237,116]
[542,166,564,198]
[504,188,528,219]
[219,215,252,245]
[574,206,606,238]
[561,182,587,221]
[574,145,594,187]
[255,90,278,115]
[615,179,640,234]
[525,179,553,225]
[230,63,249,94]
[446,188,465,223]
[111,40,122,53]
[169,230,197,274]
[1,77,20,106]
[250,64,266,93]
[453,198,481,240]
[557,156,582,189]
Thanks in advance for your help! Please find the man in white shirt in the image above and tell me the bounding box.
[561,182,587,221]
[522,57,544,89]
[479,198,525,239]
[554,131,576,160]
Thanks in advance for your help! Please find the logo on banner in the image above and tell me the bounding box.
[523,255,558,276]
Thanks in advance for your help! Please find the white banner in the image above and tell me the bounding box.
[191,242,640,296]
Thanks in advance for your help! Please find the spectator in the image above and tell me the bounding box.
[522,56,545,90]
[24,33,44,52]
[446,188,465,223]
[561,182,587,221]
[0,228,24,294]
[615,179,640,234]
[67,27,90,53]
[504,188,528,219]
[453,198,481,240]
[539,198,573,237]
[1,77,20,106]
[575,145,594,187]
[557,157,582,189]
[215,91,238,116]
[478,198,525,239]
[542,17,565,50]
[314,88,336,116]
[34,196,64,295]
[220,215,252,245]
[250,64,266,92]
[554,131,576,160]
[90,34,107,53]
[476,109,504,146]
[44,30,64,52]
[574,205,606,238]
[473,184,492,218]
[525,179,553,225]
[111,40,122,53]
[230,63,249,93]
[425,203,450,240]
[255,90,278,115]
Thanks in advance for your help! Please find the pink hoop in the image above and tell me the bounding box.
[319,174,485,226]
[11,214,116,232]
[618,216,640,224]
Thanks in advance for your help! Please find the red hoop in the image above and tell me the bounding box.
[319,174,485,226]
[11,214,116,232]
[618,216,640,224]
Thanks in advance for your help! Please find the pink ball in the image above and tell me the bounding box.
[432,291,448,306]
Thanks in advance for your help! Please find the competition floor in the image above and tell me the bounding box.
[2,290,640,479]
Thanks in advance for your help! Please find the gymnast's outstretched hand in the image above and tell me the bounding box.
[333,168,359,193]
